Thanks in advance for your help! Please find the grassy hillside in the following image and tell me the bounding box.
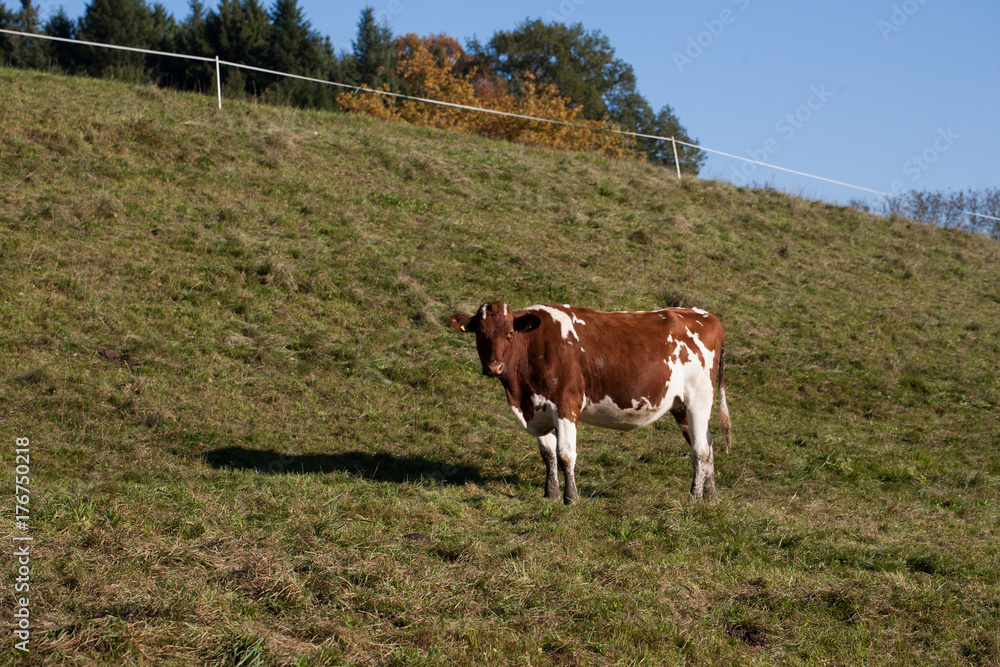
[2,67,999,665]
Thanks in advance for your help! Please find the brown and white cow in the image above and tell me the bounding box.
[448,302,731,503]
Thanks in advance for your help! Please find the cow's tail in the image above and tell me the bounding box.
[718,345,732,453]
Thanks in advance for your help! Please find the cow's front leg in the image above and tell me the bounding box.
[537,432,560,500]
[556,415,579,505]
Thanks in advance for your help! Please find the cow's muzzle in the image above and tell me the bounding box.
[483,361,507,377]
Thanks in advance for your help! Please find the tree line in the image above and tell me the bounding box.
[875,189,1000,240]
[0,0,705,170]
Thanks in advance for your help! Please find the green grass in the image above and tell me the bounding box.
[2,67,1000,665]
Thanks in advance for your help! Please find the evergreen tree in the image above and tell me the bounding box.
[0,3,22,67]
[0,0,46,69]
[208,0,269,68]
[77,0,157,79]
[268,0,311,74]
[264,0,335,107]
[172,0,214,91]
[146,3,178,80]
[41,6,78,72]
[348,6,397,90]
[206,0,271,97]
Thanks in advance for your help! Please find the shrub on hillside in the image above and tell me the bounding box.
[340,33,632,159]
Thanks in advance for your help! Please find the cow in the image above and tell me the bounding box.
[448,302,731,504]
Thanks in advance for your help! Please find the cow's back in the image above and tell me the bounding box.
[520,305,723,431]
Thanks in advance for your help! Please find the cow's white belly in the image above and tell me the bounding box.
[579,394,677,432]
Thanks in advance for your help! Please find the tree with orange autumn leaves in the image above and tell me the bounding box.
[340,33,632,159]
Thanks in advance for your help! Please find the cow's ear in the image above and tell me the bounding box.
[448,313,474,332]
[513,313,541,333]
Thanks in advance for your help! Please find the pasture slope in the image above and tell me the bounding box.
[2,67,999,666]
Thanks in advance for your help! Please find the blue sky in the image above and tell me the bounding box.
[40,0,1000,208]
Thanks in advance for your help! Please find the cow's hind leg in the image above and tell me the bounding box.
[687,391,716,500]
[537,432,560,500]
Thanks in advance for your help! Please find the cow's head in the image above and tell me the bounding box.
[448,301,540,378]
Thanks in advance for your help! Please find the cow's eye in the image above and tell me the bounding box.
[505,331,514,341]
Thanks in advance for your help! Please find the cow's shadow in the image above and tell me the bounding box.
[202,446,498,486]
